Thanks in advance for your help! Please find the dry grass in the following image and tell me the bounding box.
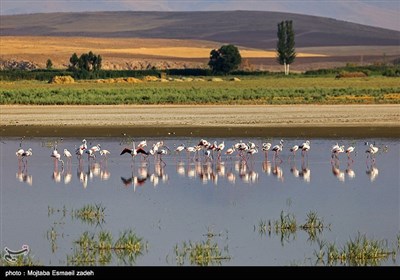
[0,36,326,68]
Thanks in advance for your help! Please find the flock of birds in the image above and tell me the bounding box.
[13,137,383,187]
[15,137,381,167]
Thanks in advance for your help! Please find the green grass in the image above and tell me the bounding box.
[326,233,396,266]
[1,76,399,105]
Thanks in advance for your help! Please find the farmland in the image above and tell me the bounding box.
[1,76,399,105]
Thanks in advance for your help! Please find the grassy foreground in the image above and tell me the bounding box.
[1,76,399,105]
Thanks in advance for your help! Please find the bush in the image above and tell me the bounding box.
[383,68,400,77]
[335,71,368,78]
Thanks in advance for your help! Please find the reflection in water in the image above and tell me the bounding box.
[76,159,111,188]
[290,162,299,178]
[299,160,311,183]
[345,162,356,180]
[272,161,284,182]
[16,166,33,186]
[331,162,345,182]
[262,160,272,175]
[121,162,169,190]
[151,163,168,187]
[366,163,379,182]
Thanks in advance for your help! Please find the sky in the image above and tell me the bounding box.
[1,0,399,31]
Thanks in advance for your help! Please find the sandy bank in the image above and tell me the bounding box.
[1,105,399,138]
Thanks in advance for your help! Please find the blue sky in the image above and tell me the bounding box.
[1,0,399,30]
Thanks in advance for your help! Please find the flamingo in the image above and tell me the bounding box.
[90,144,101,151]
[137,140,147,149]
[331,145,344,161]
[272,139,284,162]
[16,147,25,158]
[225,146,235,160]
[16,147,25,166]
[64,149,72,165]
[75,139,87,159]
[121,142,149,159]
[121,141,137,158]
[345,146,355,161]
[51,146,63,168]
[248,141,256,150]
[299,140,310,158]
[99,149,111,158]
[204,150,213,162]
[185,146,197,160]
[262,142,271,159]
[175,144,185,158]
[21,148,32,167]
[366,144,379,162]
[289,145,299,159]
[85,149,96,160]
[157,147,170,165]
[216,141,225,160]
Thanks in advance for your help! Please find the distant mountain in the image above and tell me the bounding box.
[1,11,399,48]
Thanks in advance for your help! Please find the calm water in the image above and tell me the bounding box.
[1,137,399,266]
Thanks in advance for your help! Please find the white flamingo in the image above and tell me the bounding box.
[289,145,299,159]
[299,140,310,158]
[64,148,72,165]
[345,146,355,161]
[272,139,284,162]
[366,144,379,162]
[21,148,33,167]
[262,142,271,159]
[100,149,111,158]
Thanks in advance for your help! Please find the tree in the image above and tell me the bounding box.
[208,44,242,74]
[69,53,79,71]
[68,51,102,74]
[46,59,53,70]
[276,20,296,75]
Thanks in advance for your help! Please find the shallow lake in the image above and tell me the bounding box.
[1,137,399,266]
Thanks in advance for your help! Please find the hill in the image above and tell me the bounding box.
[1,11,399,48]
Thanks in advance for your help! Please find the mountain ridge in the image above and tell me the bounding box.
[1,11,399,48]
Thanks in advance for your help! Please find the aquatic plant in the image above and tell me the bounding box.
[174,229,230,266]
[300,211,329,242]
[67,230,146,266]
[256,219,268,236]
[258,210,329,246]
[326,233,395,266]
[73,203,106,225]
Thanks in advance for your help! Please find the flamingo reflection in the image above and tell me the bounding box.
[16,165,33,186]
[366,163,379,182]
[331,161,345,182]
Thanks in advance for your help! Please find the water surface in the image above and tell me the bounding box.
[1,137,399,266]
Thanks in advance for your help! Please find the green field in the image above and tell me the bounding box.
[1,76,399,105]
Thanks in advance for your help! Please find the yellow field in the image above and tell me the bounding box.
[0,36,326,68]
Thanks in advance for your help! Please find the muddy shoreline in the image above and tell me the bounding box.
[1,105,399,138]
